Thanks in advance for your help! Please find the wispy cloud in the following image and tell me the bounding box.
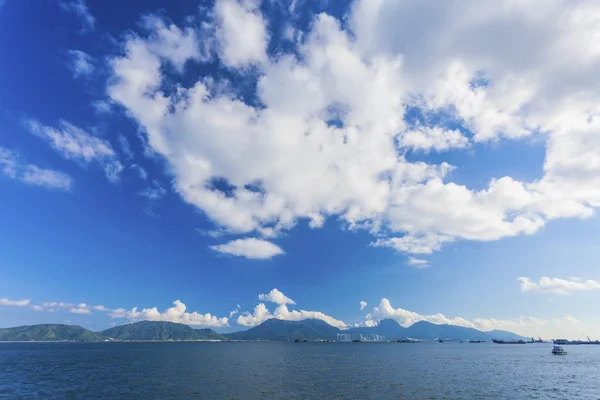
[407,257,429,268]
[60,0,95,33]
[137,180,166,200]
[92,100,112,115]
[142,206,159,218]
[518,277,600,295]
[23,119,123,183]
[0,298,30,307]
[66,50,94,78]
[0,146,72,191]
[131,164,148,180]
[360,301,367,310]
[118,135,133,159]
[211,238,284,260]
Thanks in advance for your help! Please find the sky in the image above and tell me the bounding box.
[1,0,600,339]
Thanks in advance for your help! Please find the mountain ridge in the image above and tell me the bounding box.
[0,319,528,342]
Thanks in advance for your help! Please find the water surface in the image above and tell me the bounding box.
[0,342,597,399]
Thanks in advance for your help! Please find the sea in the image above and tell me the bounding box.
[0,341,598,399]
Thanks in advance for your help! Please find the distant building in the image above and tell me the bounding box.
[337,333,352,341]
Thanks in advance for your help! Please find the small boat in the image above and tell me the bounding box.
[552,345,567,355]
[439,339,443,343]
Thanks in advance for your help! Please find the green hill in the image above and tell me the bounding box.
[227,318,341,341]
[100,321,227,340]
[0,324,104,341]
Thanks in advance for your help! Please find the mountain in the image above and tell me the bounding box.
[486,329,530,341]
[196,328,229,340]
[101,321,227,341]
[0,324,104,341]
[347,320,529,341]
[227,318,341,341]
[347,319,407,339]
[404,321,490,340]
[0,319,529,342]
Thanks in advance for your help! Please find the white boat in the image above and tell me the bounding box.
[552,345,567,355]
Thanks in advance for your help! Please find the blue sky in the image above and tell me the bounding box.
[2,0,600,339]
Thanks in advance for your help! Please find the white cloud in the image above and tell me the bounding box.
[359,301,367,310]
[400,127,469,152]
[518,277,600,296]
[24,119,122,183]
[118,135,134,159]
[60,0,95,32]
[108,300,229,327]
[368,298,550,335]
[407,257,429,268]
[67,50,94,78]
[258,288,296,305]
[92,305,107,311]
[92,100,112,115]
[237,303,347,329]
[229,305,240,318]
[0,147,72,191]
[195,228,225,238]
[137,180,167,200]
[0,298,30,307]
[43,302,74,308]
[131,164,148,180]
[214,0,268,67]
[211,238,284,259]
[70,307,91,314]
[99,0,600,256]
[373,234,453,255]
[30,305,44,311]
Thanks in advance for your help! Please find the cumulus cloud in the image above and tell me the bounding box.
[407,257,429,268]
[23,119,123,183]
[237,303,347,329]
[108,300,229,327]
[214,0,268,67]
[258,289,296,305]
[66,50,94,78]
[60,0,95,32]
[211,238,284,259]
[0,146,72,191]
[102,0,600,255]
[359,301,367,310]
[237,288,346,328]
[518,277,600,296]
[30,305,44,311]
[0,298,30,307]
[362,298,582,337]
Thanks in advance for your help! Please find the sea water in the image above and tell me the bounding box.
[1,341,598,399]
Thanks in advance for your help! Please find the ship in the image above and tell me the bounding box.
[554,333,600,345]
[469,340,486,343]
[492,339,526,344]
